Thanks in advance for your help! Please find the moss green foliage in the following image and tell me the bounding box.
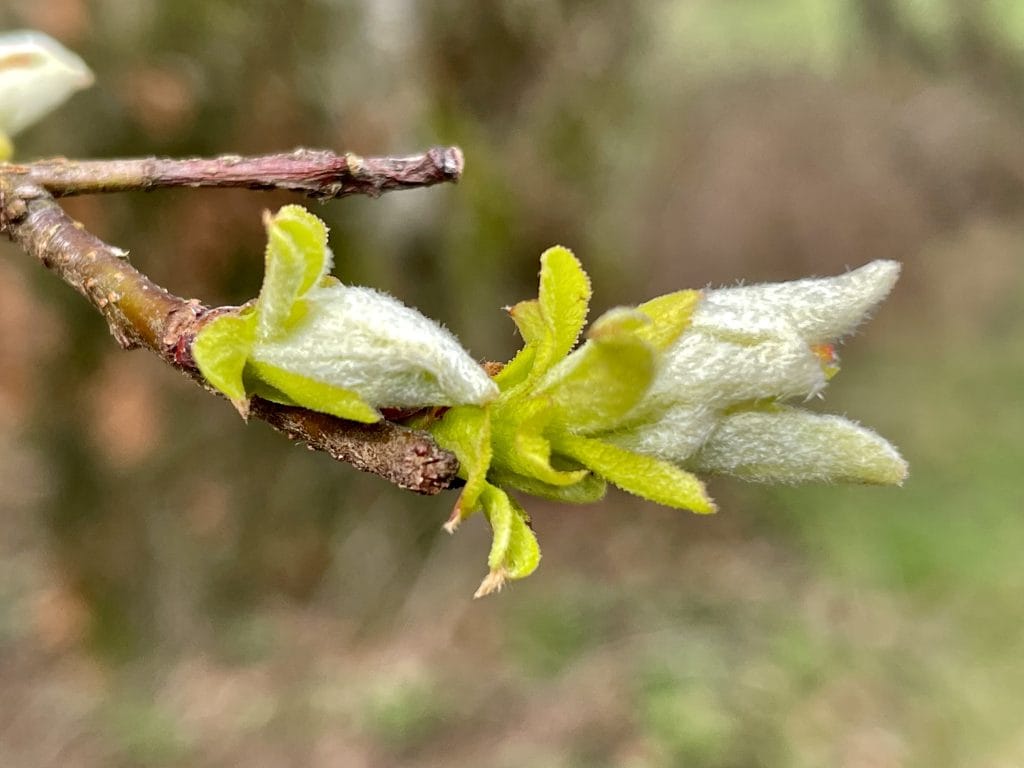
[430,246,712,596]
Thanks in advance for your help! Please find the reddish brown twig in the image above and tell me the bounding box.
[0,150,463,495]
[2,146,463,199]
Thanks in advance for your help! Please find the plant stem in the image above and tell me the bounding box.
[0,151,462,495]
[1,146,463,198]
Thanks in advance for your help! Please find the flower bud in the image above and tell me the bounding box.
[0,31,93,139]
[250,282,499,409]
[603,260,905,477]
[193,205,497,421]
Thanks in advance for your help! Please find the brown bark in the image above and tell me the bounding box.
[0,147,465,495]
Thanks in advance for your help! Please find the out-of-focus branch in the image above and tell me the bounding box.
[1,146,464,199]
[0,153,462,495]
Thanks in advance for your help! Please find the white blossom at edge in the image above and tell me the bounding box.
[0,31,93,137]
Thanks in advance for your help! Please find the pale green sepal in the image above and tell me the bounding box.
[429,405,493,513]
[508,299,545,345]
[475,485,541,597]
[689,405,908,485]
[258,205,332,338]
[192,312,258,411]
[490,468,607,504]
[529,246,591,382]
[635,289,702,350]
[554,434,716,514]
[538,308,656,433]
[492,346,535,392]
[240,370,301,407]
[246,360,380,423]
[492,300,544,391]
[491,396,589,486]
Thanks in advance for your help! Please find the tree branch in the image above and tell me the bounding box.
[0,155,462,495]
[2,146,464,199]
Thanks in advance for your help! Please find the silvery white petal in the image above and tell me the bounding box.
[700,260,901,345]
[251,284,498,408]
[688,407,908,485]
[0,31,93,136]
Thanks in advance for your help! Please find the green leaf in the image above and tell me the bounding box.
[476,485,541,596]
[538,308,656,433]
[508,299,546,345]
[490,467,607,504]
[258,205,332,338]
[635,289,701,351]
[492,345,536,392]
[482,484,512,571]
[246,360,380,423]
[429,405,493,512]
[530,245,592,381]
[553,434,716,514]
[494,247,593,393]
[493,300,544,391]
[502,495,541,579]
[491,396,590,486]
[192,311,258,408]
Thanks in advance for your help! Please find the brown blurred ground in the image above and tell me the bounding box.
[2,2,1023,767]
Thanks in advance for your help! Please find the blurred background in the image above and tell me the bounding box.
[1,1,1023,766]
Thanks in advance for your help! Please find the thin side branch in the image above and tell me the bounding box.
[0,172,459,495]
[2,146,464,199]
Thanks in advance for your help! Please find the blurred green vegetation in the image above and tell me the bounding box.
[1,1,1023,766]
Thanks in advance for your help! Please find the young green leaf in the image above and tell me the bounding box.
[635,289,702,350]
[554,433,716,514]
[537,308,656,433]
[490,396,589,486]
[258,205,332,337]
[191,311,258,411]
[245,360,380,423]
[527,246,591,383]
[429,404,493,519]
[476,485,541,597]
[490,467,607,504]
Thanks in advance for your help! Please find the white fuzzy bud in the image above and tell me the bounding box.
[695,260,901,345]
[688,407,908,485]
[605,260,904,475]
[250,282,498,409]
[0,31,93,137]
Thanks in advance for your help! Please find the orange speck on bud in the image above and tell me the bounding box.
[811,343,841,380]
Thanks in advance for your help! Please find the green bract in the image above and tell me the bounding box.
[428,246,712,597]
